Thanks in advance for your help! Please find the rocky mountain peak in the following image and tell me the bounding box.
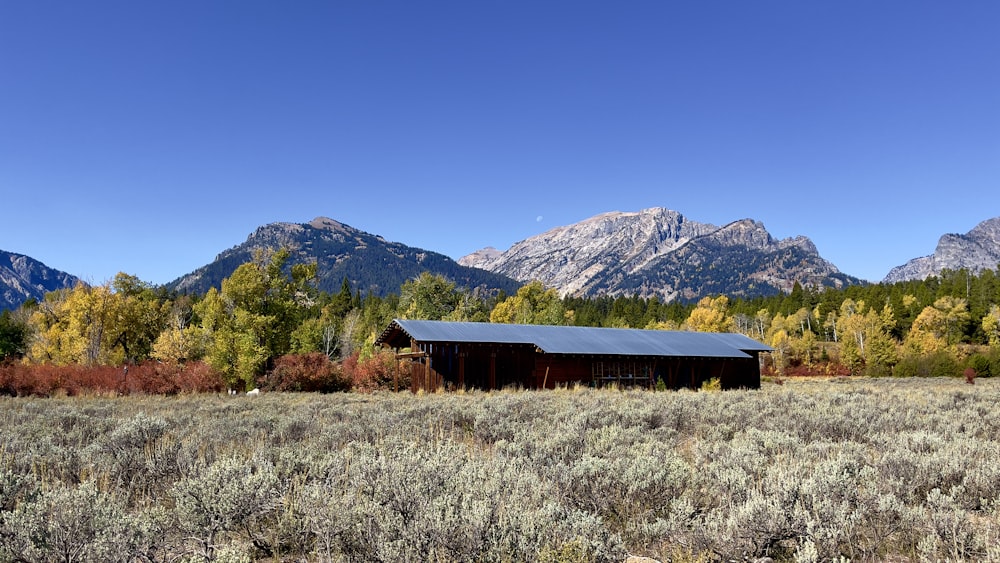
[460,208,856,301]
[461,207,719,297]
[457,247,503,267]
[1,250,80,310]
[459,207,861,301]
[969,216,1000,243]
[713,219,774,250]
[883,216,1000,283]
[308,217,352,233]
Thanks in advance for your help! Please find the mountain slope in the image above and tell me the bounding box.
[610,219,859,301]
[167,217,520,296]
[460,208,861,302]
[1,250,81,310]
[883,217,1000,283]
[460,208,718,296]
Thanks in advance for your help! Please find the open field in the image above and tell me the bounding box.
[2,378,1000,562]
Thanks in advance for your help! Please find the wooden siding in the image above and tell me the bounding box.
[394,339,762,392]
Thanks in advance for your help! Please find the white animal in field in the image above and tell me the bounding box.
[246,388,260,396]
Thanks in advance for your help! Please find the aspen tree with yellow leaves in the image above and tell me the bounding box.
[26,274,167,365]
[490,281,570,325]
[684,295,733,332]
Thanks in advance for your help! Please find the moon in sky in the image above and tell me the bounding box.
[536,215,543,222]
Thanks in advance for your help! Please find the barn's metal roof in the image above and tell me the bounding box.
[377,319,771,359]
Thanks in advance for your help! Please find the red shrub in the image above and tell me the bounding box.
[0,361,223,396]
[127,361,225,394]
[964,367,976,385]
[342,350,409,393]
[0,363,60,397]
[262,353,350,393]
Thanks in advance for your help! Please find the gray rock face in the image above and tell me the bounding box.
[460,208,859,302]
[883,217,1000,283]
[461,208,717,297]
[0,251,80,310]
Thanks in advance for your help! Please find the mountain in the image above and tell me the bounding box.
[883,217,1000,283]
[166,217,521,296]
[459,207,861,302]
[1,250,81,310]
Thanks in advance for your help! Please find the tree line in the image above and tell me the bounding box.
[1,248,999,393]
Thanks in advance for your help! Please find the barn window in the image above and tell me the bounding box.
[592,360,654,386]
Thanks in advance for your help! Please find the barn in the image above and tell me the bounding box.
[376,319,771,392]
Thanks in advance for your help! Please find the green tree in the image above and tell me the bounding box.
[193,249,318,389]
[837,299,898,376]
[330,276,355,318]
[290,304,339,358]
[398,272,462,320]
[108,273,169,364]
[194,287,270,390]
[0,309,28,360]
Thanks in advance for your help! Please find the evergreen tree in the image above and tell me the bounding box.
[0,309,27,360]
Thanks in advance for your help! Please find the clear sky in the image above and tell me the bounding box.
[2,1,997,286]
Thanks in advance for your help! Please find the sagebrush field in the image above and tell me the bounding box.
[2,378,999,562]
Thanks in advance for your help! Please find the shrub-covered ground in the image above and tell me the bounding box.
[2,378,1000,562]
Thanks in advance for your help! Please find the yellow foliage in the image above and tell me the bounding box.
[645,319,680,331]
[983,305,1000,348]
[700,377,721,392]
[26,282,135,365]
[684,295,732,332]
[907,297,969,352]
[489,281,566,325]
[152,324,206,364]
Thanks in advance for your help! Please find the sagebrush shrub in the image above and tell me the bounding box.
[1,378,999,561]
[0,482,132,562]
[170,455,283,561]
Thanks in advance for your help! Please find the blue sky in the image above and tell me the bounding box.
[2,1,997,286]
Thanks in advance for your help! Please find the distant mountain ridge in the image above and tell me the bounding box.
[883,217,1000,283]
[0,250,80,310]
[8,213,1000,310]
[460,207,861,302]
[166,217,521,296]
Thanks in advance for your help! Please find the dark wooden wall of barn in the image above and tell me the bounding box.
[409,342,538,392]
[533,355,761,390]
[406,341,762,391]
[653,355,762,390]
